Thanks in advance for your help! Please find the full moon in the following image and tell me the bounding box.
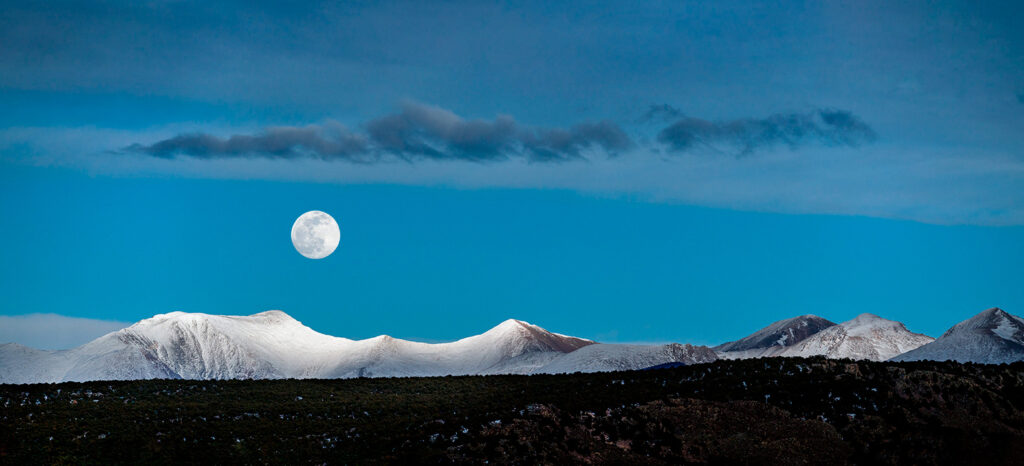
[291,211,340,259]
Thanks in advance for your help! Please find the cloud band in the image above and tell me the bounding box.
[126,103,873,162]
[657,108,876,156]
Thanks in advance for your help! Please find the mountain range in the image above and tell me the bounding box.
[1,307,1021,383]
[0,311,715,383]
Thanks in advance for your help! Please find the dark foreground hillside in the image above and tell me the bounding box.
[2,358,1023,465]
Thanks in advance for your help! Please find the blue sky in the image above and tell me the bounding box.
[1,0,1023,348]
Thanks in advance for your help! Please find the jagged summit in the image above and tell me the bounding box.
[893,307,1024,363]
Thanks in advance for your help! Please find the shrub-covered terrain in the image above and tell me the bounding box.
[2,357,1023,464]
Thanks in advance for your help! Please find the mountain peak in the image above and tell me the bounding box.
[894,308,1024,364]
[714,314,836,352]
[945,307,1021,335]
[483,319,551,338]
[136,310,300,328]
[844,313,908,332]
[150,310,190,319]
[475,318,594,355]
[250,310,299,323]
[852,313,884,321]
[777,313,933,361]
[978,307,1008,319]
[253,310,291,318]
[133,311,207,328]
[494,318,532,329]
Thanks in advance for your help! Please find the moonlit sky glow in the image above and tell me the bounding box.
[1,0,1023,347]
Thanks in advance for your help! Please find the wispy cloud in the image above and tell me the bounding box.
[0,314,129,350]
[127,102,634,163]
[657,109,877,156]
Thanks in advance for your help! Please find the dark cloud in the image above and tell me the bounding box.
[128,122,371,161]
[656,109,876,156]
[527,121,634,161]
[365,102,632,162]
[128,102,633,163]
[364,103,520,161]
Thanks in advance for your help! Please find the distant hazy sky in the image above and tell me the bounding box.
[1,0,1023,347]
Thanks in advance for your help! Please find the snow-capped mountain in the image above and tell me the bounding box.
[0,311,715,383]
[719,313,933,361]
[771,313,933,361]
[713,314,835,356]
[891,308,1024,364]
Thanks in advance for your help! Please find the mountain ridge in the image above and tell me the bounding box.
[716,312,934,361]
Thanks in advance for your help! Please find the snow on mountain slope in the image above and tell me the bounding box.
[6,311,699,383]
[772,313,933,361]
[0,343,74,385]
[714,315,835,356]
[318,319,595,378]
[891,308,1024,364]
[535,343,717,374]
[0,311,353,382]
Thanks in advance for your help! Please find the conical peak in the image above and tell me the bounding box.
[962,307,1012,326]
[496,318,532,328]
[484,319,538,336]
